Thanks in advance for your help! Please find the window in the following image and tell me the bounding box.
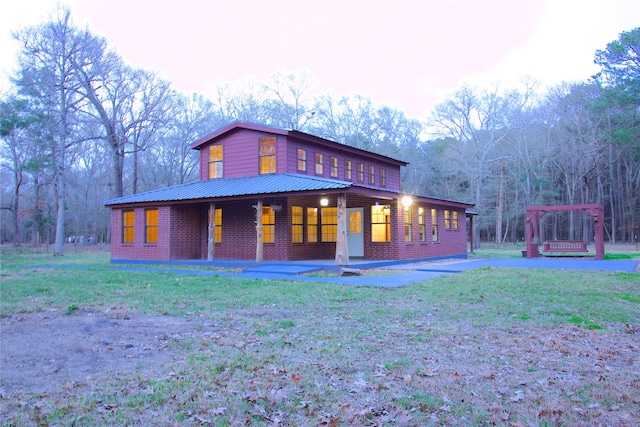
[418,207,427,242]
[209,207,222,243]
[208,144,223,179]
[380,168,386,186]
[371,204,391,242]
[431,208,439,242]
[345,160,352,180]
[404,206,413,242]
[145,208,158,244]
[307,208,318,243]
[453,211,459,229]
[321,207,337,242]
[357,163,364,182]
[297,149,307,172]
[330,157,338,178]
[444,210,451,229]
[369,165,375,184]
[315,153,324,175]
[122,210,134,243]
[259,137,276,174]
[292,206,303,243]
[262,206,275,243]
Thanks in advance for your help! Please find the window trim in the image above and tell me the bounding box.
[330,156,338,178]
[297,149,307,172]
[259,136,276,175]
[315,153,324,175]
[292,206,304,243]
[431,208,439,242]
[418,207,427,242]
[404,206,413,242]
[208,144,223,179]
[371,204,391,242]
[122,210,134,244]
[145,208,159,244]
[262,206,275,243]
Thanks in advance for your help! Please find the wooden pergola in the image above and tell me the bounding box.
[525,204,605,260]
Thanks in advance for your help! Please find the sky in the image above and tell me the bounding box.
[1,0,638,120]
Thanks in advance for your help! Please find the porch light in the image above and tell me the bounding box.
[270,204,282,212]
[402,195,413,210]
[320,197,329,207]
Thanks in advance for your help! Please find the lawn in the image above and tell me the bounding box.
[1,248,639,426]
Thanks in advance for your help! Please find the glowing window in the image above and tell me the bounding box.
[122,210,134,243]
[259,137,276,174]
[145,209,158,244]
[208,144,223,179]
[371,204,391,242]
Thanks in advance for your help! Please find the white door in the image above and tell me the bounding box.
[347,208,364,257]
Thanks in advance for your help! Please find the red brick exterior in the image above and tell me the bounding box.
[110,196,468,262]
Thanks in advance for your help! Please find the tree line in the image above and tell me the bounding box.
[1,6,638,254]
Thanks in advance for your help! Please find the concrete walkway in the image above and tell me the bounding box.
[107,257,639,287]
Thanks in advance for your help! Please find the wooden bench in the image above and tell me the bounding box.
[543,240,588,252]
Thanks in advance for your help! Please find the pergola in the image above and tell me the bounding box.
[525,204,605,260]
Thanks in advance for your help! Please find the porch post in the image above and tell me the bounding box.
[255,199,263,263]
[207,202,216,261]
[335,193,349,266]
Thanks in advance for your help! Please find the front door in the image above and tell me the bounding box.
[347,208,364,257]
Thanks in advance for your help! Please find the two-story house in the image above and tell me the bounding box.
[104,122,474,265]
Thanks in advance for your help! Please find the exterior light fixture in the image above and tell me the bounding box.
[402,195,413,210]
[320,198,329,207]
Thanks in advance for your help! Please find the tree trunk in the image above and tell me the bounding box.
[207,202,216,261]
[255,199,263,262]
[335,193,349,265]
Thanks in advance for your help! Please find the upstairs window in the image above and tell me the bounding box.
[330,157,338,178]
[208,144,223,179]
[315,153,324,175]
[259,137,276,174]
[145,208,158,244]
[453,211,459,229]
[345,160,352,180]
[369,165,375,184]
[444,210,451,229]
[297,149,307,172]
[357,163,364,182]
[122,210,134,243]
[380,168,386,186]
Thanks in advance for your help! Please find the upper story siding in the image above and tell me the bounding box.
[193,122,407,191]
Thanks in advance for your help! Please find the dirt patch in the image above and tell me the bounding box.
[0,309,196,394]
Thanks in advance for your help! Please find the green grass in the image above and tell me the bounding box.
[1,248,639,426]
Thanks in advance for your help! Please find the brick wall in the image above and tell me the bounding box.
[109,195,468,262]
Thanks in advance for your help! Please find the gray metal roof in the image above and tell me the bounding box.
[104,174,353,206]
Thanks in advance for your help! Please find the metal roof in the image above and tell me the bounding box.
[103,174,353,206]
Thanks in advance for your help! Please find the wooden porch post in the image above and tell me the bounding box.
[255,199,263,263]
[468,214,474,253]
[207,202,216,261]
[335,193,349,266]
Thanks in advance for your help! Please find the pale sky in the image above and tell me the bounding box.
[1,0,638,119]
